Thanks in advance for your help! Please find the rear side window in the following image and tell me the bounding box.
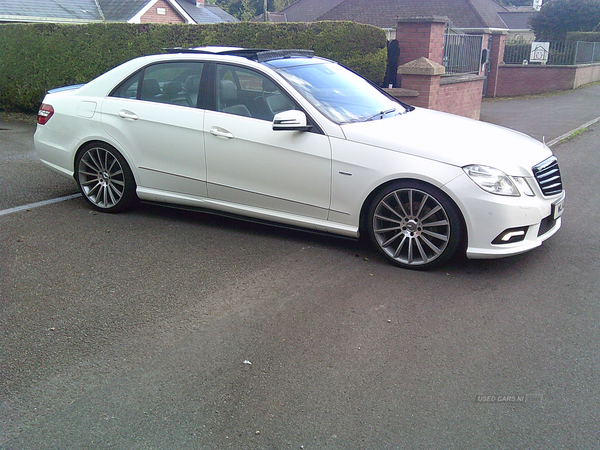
[111,62,204,108]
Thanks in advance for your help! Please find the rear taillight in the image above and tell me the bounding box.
[37,104,54,125]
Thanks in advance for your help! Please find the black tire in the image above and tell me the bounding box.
[367,180,464,270]
[75,142,137,213]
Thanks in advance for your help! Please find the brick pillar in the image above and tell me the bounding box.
[397,57,445,109]
[485,30,508,98]
[396,16,449,67]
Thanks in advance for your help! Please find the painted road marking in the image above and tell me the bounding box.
[0,194,81,217]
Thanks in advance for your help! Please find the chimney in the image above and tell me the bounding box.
[196,0,204,6]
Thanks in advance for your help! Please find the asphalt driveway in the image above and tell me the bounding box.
[1,116,599,449]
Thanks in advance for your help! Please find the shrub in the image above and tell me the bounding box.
[0,21,386,112]
[566,31,600,42]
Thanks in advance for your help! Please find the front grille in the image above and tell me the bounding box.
[533,157,563,196]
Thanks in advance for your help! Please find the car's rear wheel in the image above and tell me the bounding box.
[75,142,137,213]
[367,181,463,270]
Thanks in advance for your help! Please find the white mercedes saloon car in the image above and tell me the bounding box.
[34,47,564,270]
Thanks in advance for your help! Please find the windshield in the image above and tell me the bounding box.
[275,61,406,124]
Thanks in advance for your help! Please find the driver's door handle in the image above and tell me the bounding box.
[118,110,139,121]
[210,128,234,139]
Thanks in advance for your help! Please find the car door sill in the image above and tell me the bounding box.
[136,187,359,238]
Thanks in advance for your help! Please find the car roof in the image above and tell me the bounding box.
[163,46,316,63]
[65,47,330,100]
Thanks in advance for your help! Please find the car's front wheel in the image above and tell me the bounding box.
[367,181,463,270]
[75,142,137,213]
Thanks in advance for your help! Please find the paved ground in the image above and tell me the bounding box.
[1,89,600,449]
[480,81,600,144]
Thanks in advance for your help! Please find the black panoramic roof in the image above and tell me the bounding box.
[163,47,315,63]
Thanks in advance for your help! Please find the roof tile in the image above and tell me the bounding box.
[0,0,237,23]
[280,0,509,30]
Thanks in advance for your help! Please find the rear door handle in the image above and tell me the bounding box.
[118,110,139,120]
[210,128,234,139]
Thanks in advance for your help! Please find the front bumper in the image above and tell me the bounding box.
[444,174,564,259]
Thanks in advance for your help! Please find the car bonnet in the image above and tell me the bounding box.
[340,107,553,177]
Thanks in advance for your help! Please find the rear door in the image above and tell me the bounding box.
[101,61,208,197]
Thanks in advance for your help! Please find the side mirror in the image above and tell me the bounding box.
[272,110,312,131]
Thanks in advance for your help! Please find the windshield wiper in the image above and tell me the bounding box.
[365,108,397,122]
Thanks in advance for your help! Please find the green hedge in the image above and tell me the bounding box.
[0,21,386,113]
[566,31,600,42]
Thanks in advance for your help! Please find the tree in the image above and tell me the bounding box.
[529,0,600,41]
[214,0,296,20]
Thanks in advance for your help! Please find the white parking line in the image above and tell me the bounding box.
[0,193,81,217]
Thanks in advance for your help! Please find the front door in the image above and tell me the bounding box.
[204,64,332,220]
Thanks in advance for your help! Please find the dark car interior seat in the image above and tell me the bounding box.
[184,75,201,107]
[160,81,188,106]
[140,79,161,101]
[254,79,296,120]
[219,80,251,117]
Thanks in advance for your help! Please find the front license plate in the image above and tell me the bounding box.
[552,193,565,220]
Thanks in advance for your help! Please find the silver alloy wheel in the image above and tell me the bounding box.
[78,146,126,209]
[372,187,451,266]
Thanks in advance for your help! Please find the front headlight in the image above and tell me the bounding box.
[463,165,520,196]
[512,176,535,196]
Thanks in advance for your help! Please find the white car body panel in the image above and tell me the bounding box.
[442,173,562,258]
[341,108,552,176]
[36,92,104,176]
[101,97,208,197]
[328,136,465,226]
[135,186,358,236]
[204,110,332,220]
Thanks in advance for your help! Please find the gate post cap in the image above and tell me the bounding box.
[398,57,446,75]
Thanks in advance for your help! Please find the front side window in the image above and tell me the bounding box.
[214,64,296,121]
[111,62,204,108]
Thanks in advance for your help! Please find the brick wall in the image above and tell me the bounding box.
[386,74,485,119]
[141,0,186,24]
[437,76,485,119]
[494,63,600,97]
[400,74,440,109]
[495,66,574,97]
[573,63,600,87]
[396,18,447,66]
[394,17,485,119]
[485,32,507,97]
[394,17,600,107]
